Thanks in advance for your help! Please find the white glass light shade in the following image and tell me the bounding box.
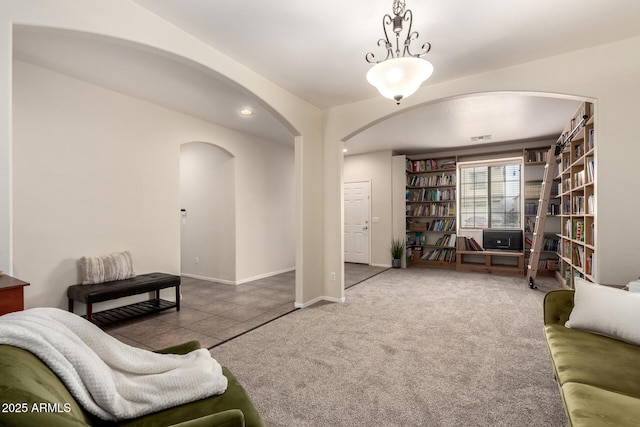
[366,57,434,103]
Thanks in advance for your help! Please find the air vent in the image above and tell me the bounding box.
[471,134,492,142]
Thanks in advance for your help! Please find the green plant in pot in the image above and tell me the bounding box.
[390,238,405,268]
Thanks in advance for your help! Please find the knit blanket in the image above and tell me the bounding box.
[0,307,227,421]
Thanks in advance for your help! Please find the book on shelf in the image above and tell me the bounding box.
[573,220,585,242]
[587,194,594,215]
[420,248,456,262]
[588,128,595,151]
[457,236,483,251]
[586,157,595,183]
[525,149,549,163]
[524,182,542,199]
[573,170,585,188]
[406,158,456,173]
[407,202,456,217]
[524,217,536,233]
[407,187,456,202]
[573,196,585,214]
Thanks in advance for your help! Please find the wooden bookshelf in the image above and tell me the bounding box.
[405,156,457,268]
[523,146,561,276]
[557,102,595,288]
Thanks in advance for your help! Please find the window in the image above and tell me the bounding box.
[459,159,521,229]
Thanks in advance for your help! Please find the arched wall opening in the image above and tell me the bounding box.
[338,91,594,293]
[180,142,236,284]
[9,23,302,309]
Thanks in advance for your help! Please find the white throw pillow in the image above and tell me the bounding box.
[565,277,640,346]
[80,251,135,285]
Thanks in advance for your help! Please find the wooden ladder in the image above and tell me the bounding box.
[526,145,557,289]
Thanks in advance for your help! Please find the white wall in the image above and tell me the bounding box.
[0,0,324,308]
[343,151,393,267]
[180,142,236,283]
[13,59,294,310]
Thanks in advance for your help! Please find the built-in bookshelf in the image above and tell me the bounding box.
[557,102,596,288]
[523,146,561,276]
[405,157,457,268]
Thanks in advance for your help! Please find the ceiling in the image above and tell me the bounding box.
[13,1,640,155]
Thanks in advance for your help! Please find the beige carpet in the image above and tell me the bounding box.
[212,268,567,426]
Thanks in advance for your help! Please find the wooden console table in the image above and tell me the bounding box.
[456,250,524,276]
[0,274,30,315]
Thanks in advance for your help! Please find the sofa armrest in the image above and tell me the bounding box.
[169,409,245,427]
[155,340,202,355]
[543,289,575,325]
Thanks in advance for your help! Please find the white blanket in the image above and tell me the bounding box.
[0,307,227,421]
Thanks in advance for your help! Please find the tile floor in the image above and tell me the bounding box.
[105,264,387,351]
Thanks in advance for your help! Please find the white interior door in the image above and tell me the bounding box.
[344,181,370,264]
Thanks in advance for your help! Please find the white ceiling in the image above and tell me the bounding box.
[12,1,640,155]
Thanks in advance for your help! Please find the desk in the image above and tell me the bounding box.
[0,274,30,315]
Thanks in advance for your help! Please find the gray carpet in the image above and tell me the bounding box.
[212,268,567,426]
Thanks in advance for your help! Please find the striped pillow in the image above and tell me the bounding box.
[81,251,136,285]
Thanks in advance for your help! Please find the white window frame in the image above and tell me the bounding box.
[458,157,523,230]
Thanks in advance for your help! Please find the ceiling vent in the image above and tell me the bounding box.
[471,134,492,142]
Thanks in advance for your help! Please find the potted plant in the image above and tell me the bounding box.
[390,238,405,268]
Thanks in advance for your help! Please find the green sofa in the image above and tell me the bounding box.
[0,340,265,427]
[544,289,640,426]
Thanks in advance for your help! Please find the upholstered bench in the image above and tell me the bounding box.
[67,272,180,326]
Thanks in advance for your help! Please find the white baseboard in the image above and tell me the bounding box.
[371,263,392,268]
[181,273,235,285]
[181,267,295,286]
[235,267,295,285]
[294,295,345,308]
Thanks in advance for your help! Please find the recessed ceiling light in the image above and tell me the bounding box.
[343,148,348,153]
[239,108,253,116]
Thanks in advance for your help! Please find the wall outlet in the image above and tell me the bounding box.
[195,256,199,264]
[330,272,336,281]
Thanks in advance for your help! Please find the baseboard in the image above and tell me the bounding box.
[181,273,235,285]
[294,295,345,308]
[235,267,295,285]
[181,267,295,286]
[371,263,392,268]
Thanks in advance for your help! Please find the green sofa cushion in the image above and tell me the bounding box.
[545,324,640,398]
[561,382,640,427]
[0,344,92,426]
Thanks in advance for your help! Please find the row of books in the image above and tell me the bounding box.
[406,159,456,172]
[524,183,542,199]
[534,258,558,270]
[406,188,456,202]
[567,219,585,242]
[524,217,536,232]
[416,218,456,232]
[525,150,549,163]
[525,235,558,251]
[586,157,595,183]
[561,194,594,215]
[406,203,456,217]
[407,173,456,187]
[456,236,483,251]
[432,233,457,248]
[420,248,456,262]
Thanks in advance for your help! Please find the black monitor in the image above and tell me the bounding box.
[482,229,523,251]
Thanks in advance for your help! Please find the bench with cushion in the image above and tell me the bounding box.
[67,272,180,326]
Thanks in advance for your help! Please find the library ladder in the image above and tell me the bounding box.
[526,145,557,289]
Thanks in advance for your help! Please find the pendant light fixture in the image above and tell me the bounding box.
[365,0,433,105]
